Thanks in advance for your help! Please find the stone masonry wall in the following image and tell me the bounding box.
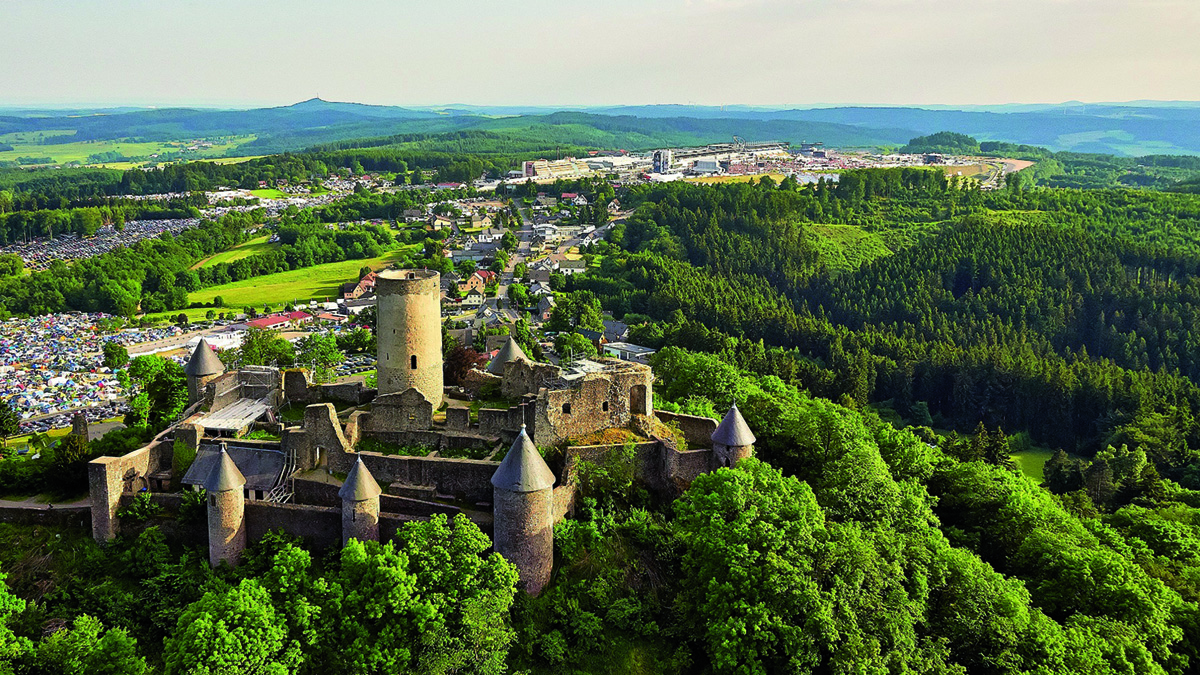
[88,438,172,543]
[244,501,341,551]
[529,363,653,447]
[355,452,499,503]
[654,410,719,448]
[291,476,463,518]
[303,404,353,474]
[204,372,241,412]
[501,359,562,400]
[0,505,90,529]
[365,389,432,433]
[285,369,375,406]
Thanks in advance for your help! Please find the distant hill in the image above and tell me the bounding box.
[4,99,1200,157]
[901,132,981,155]
[0,98,448,149]
[584,104,1200,156]
[0,100,914,155]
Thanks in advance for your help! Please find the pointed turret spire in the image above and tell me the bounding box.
[487,336,529,375]
[204,445,246,492]
[185,338,225,377]
[491,425,555,492]
[339,456,382,501]
[712,403,756,447]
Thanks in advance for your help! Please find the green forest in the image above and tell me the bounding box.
[7,143,1200,671]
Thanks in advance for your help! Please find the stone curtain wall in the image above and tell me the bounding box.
[284,369,375,406]
[354,452,500,503]
[290,476,464,518]
[0,505,90,528]
[366,390,433,432]
[88,438,173,542]
[654,410,718,448]
[245,501,341,550]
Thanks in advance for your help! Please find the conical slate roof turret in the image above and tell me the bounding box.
[204,445,246,492]
[184,338,225,377]
[491,425,555,492]
[712,403,756,447]
[487,336,529,375]
[339,456,382,501]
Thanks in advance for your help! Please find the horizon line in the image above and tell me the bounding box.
[2,98,1200,113]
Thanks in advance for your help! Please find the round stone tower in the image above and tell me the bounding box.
[184,338,225,406]
[205,444,247,568]
[339,456,382,546]
[491,425,556,596]
[712,403,756,468]
[376,269,442,406]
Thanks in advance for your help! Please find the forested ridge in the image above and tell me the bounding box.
[573,173,1200,474]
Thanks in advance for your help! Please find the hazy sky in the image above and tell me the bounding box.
[3,0,1198,108]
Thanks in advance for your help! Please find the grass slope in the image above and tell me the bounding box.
[192,235,277,269]
[187,245,419,309]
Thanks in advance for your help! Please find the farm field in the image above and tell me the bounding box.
[192,235,277,269]
[186,244,420,309]
[200,155,266,165]
[0,134,256,167]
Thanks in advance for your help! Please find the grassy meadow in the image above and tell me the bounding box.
[1010,447,1055,482]
[248,188,290,199]
[191,236,277,269]
[186,244,420,309]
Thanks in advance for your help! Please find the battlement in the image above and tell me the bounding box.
[375,268,440,295]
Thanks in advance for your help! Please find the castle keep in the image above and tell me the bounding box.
[88,269,756,595]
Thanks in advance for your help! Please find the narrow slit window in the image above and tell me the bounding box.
[411,355,418,369]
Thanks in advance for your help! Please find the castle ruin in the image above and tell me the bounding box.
[88,269,757,595]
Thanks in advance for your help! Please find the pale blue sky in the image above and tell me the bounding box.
[3,0,1198,107]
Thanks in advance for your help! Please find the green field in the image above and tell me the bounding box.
[201,155,266,165]
[192,235,277,269]
[1011,448,1055,482]
[0,134,256,167]
[248,188,289,199]
[186,245,420,309]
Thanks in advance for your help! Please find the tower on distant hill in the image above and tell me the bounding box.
[376,269,442,406]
